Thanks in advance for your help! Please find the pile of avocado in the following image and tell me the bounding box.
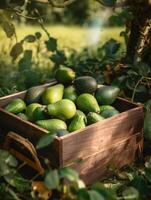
[5,67,120,137]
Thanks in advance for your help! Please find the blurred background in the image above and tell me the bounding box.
[0,0,125,96]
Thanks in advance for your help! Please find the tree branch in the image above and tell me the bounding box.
[95,0,130,8]
[32,0,77,7]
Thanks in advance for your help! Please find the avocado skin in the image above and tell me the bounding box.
[42,84,64,105]
[33,106,46,121]
[56,129,69,137]
[17,113,28,121]
[63,86,78,102]
[68,115,86,132]
[5,98,26,114]
[74,76,97,94]
[87,112,104,125]
[46,99,76,120]
[95,85,120,105]
[25,85,45,105]
[55,67,75,84]
[26,103,42,121]
[144,112,151,141]
[76,93,100,114]
[101,108,119,118]
[36,119,67,133]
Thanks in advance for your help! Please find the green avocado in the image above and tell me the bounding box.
[75,110,87,124]
[26,103,42,121]
[76,93,100,114]
[55,129,69,137]
[68,115,86,132]
[25,85,45,105]
[42,84,64,105]
[63,86,78,102]
[5,98,26,114]
[17,113,28,121]
[33,106,46,121]
[95,85,120,105]
[55,66,76,84]
[87,112,104,125]
[101,108,119,118]
[46,99,76,120]
[74,76,97,94]
[100,105,116,112]
[36,119,67,133]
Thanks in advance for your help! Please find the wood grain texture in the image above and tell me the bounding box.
[60,107,144,166]
[65,132,142,185]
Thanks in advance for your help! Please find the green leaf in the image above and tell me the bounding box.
[0,150,18,177]
[45,37,57,52]
[24,35,36,43]
[35,32,42,39]
[130,175,148,198]
[102,39,120,57]
[88,190,105,200]
[99,0,116,7]
[4,173,31,192]
[135,62,151,77]
[44,169,59,190]
[77,189,90,200]
[0,19,15,38]
[92,182,117,200]
[18,50,32,72]
[122,187,139,200]
[145,167,151,182]
[50,50,66,65]
[36,134,55,149]
[59,167,79,182]
[10,43,23,60]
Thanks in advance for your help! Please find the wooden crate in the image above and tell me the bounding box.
[0,81,144,185]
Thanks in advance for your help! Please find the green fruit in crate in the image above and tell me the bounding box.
[42,84,64,105]
[46,99,76,120]
[33,106,46,121]
[100,105,116,112]
[63,86,78,102]
[95,85,120,105]
[25,85,45,105]
[76,93,100,114]
[144,112,151,141]
[55,66,76,84]
[26,103,42,121]
[55,129,69,137]
[74,76,97,94]
[17,113,28,121]
[101,108,119,118]
[5,98,26,114]
[68,115,86,132]
[36,119,67,133]
[87,112,104,125]
[75,110,87,124]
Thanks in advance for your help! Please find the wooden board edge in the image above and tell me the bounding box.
[61,106,144,140]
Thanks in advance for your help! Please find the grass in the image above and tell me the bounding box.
[0,25,124,51]
[0,25,124,95]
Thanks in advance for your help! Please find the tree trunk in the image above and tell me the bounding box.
[125,0,151,64]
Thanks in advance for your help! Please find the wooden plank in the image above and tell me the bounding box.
[61,106,144,166]
[67,133,141,185]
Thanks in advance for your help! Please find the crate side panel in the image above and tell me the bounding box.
[62,107,144,166]
[68,133,140,185]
